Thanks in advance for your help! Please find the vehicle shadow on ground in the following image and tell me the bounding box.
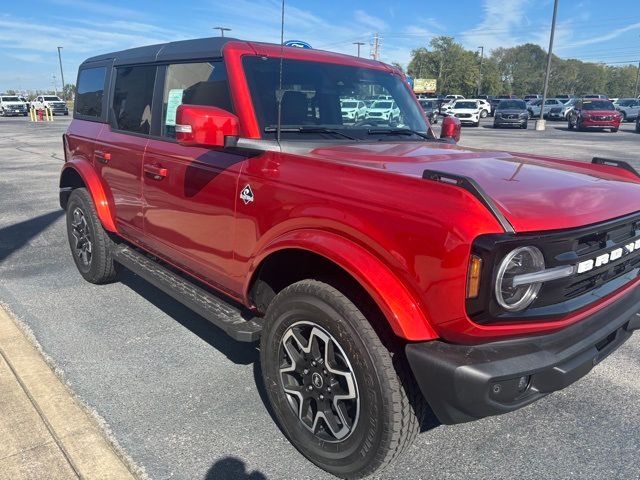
[0,210,64,263]
[119,269,441,438]
[205,456,268,479]
[118,269,259,366]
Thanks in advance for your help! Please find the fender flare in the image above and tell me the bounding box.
[60,159,117,232]
[246,230,439,341]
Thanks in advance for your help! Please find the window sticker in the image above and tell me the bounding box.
[165,88,184,126]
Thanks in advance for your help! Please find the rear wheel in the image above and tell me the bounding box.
[65,188,118,284]
[260,280,423,479]
[480,109,488,118]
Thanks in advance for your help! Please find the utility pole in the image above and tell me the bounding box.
[477,46,484,97]
[57,47,65,100]
[536,0,559,131]
[213,26,231,37]
[635,60,640,97]
[353,41,365,58]
[371,33,380,61]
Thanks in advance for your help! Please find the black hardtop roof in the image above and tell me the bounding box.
[81,36,238,67]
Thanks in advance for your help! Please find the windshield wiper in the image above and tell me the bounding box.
[366,128,431,140]
[264,126,358,140]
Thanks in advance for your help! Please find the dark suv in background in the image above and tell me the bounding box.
[493,99,529,128]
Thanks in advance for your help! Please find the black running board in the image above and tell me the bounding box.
[113,245,262,342]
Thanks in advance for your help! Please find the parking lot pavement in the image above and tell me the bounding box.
[0,115,639,480]
[433,116,640,170]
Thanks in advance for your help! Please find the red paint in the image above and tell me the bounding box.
[176,105,240,148]
[61,40,640,345]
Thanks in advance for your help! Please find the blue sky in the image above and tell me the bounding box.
[1,0,640,92]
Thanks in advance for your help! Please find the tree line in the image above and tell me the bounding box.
[406,36,639,98]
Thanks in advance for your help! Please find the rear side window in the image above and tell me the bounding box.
[161,61,233,138]
[112,65,156,134]
[75,67,106,117]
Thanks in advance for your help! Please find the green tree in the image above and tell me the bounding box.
[63,83,76,100]
[407,36,480,96]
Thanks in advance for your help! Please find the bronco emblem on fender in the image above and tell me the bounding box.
[240,185,254,205]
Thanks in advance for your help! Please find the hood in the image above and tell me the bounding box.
[582,110,618,116]
[306,142,640,233]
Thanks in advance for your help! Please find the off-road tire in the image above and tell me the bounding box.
[260,280,424,479]
[65,188,118,284]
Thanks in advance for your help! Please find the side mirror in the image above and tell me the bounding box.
[175,105,240,148]
[440,115,461,143]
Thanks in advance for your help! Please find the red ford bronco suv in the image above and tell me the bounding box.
[60,37,640,479]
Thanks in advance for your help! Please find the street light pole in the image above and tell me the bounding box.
[353,42,365,58]
[213,27,231,37]
[477,46,484,96]
[57,47,65,100]
[536,0,559,131]
[635,60,640,97]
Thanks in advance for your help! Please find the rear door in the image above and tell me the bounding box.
[141,60,243,291]
[95,64,156,238]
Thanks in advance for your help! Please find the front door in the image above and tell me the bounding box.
[141,61,243,293]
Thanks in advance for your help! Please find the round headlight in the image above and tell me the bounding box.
[495,246,545,311]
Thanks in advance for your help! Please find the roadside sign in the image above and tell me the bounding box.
[414,78,437,94]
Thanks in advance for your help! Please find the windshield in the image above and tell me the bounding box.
[498,100,526,110]
[341,101,358,108]
[243,56,428,140]
[453,101,477,109]
[2,96,21,102]
[419,100,434,108]
[44,96,61,101]
[582,100,614,110]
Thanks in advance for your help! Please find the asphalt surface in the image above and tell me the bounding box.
[0,115,639,480]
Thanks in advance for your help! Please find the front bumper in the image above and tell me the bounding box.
[581,119,621,128]
[494,118,527,127]
[406,284,640,425]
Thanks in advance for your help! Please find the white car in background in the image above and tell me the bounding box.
[450,99,482,127]
[468,98,492,117]
[30,95,69,115]
[616,98,640,122]
[365,100,400,124]
[528,98,565,118]
[0,95,29,116]
[340,99,367,123]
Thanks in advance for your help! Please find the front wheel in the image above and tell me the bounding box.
[65,188,118,284]
[260,280,423,479]
[611,127,618,133]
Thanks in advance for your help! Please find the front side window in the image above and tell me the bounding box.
[243,56,428,140]
[161,61,233,138]
[76,67,106,117]
[112,65,156,134]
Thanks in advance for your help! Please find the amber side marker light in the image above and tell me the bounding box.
[466,255,483,299]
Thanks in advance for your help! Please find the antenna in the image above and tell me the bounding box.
[276,0,285,144]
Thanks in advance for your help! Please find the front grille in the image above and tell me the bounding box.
[469,212,640,324]
[501,114,518,119]
[592,115,613,121]
[456,113,472,118]
[369,112,382,116]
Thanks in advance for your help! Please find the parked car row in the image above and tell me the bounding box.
[0,94,68,116]
[340,96,400,125]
